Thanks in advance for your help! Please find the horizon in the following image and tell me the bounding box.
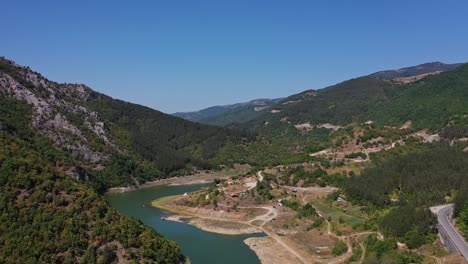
[3,1,468,113]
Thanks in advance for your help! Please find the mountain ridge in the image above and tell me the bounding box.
[370,61,463,79]
[238,62,468,136]
[0,56,188,263]
[175,61,464,129]
[0,56,254,189]
[173,97,283,124]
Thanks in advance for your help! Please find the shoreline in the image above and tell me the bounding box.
[188,218,262,235]
[244,237,301,264]
[106,169,245,193]
[106,170,235,194]
[151,196,263,236]
[155,196,269,262]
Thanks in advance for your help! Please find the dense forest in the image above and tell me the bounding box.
[242,63,468,135]
[344,142,468,246]
[246,76,393,129]
[88,94,255,174]
[0,99,184,263]
[369,62,462,79]
[0,57,258,190]
[371,64,468,131]
[173,98,283,126]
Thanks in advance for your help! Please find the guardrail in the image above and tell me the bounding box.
[431,204,468,262]
[438,220,459,253]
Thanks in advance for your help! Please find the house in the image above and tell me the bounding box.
[230,193,239,198]
[292,188,298,193]
[227,178,233,184]
[337,196,345,202]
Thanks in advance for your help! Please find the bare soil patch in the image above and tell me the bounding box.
[244,237,302,264]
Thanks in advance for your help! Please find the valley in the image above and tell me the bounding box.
[104,184,265,264]
[148,139,468,263]
[1,56,467,263]
[3,1,468,263]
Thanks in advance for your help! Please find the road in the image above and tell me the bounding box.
[256,170,264,182]
[431,204,468,262]
[217,171,309,263]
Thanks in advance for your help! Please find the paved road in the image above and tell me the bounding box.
[432,204,468,262]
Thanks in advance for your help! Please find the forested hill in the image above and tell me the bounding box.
[0,56,254,189]
[0,98,185,263]
[242,62,468,133]
[370,61,463,79]
[343,142,468,247]
[173,98,283,126]
[87,93,255,175]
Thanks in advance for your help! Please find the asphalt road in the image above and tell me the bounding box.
[436,205,468,262]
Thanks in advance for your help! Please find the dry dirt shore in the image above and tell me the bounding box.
[150,182,346,264]
[189,218,262,235]
[244,237,302,264]
[107,170,239,193]
[152,196,263,235]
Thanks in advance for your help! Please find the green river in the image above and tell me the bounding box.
[105,184,264,264]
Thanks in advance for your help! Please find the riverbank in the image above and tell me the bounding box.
[244,237,301,264]
[148,178,358,264]
[105,183,263,264]
[152,195,263,235]
[189,218,262,235]
[107,168,248,193]
[152,197,303,263]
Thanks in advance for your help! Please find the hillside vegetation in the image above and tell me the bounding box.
[88,94,254,174]
[370,62,463,79]
[0,98,184,263]
[344,142,468,248]
[243,63,467,134]
[174,98,282,126]
[0,57,254,190]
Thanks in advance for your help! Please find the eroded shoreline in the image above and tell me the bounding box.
[151,193,307,264]
[152,195,263,236]
[107,170,236,194]
[106,164,254,193]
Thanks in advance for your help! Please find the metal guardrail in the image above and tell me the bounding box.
[438,221,459,253]
[431,205,468,262]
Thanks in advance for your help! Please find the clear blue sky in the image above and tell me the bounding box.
[3,1,468,113]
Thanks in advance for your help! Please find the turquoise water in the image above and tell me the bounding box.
[105,184,264,264]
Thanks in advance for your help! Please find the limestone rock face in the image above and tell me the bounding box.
[0,57,114,164]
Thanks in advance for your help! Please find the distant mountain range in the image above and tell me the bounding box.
[174,61,466,131]
[173,98,283,126]
[241,61,467,133]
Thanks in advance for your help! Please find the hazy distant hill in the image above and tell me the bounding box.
[173,98,283,126]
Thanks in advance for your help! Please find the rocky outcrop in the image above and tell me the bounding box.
[0,57,115,164]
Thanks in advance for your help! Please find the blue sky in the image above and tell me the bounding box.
[2,1,468,113]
